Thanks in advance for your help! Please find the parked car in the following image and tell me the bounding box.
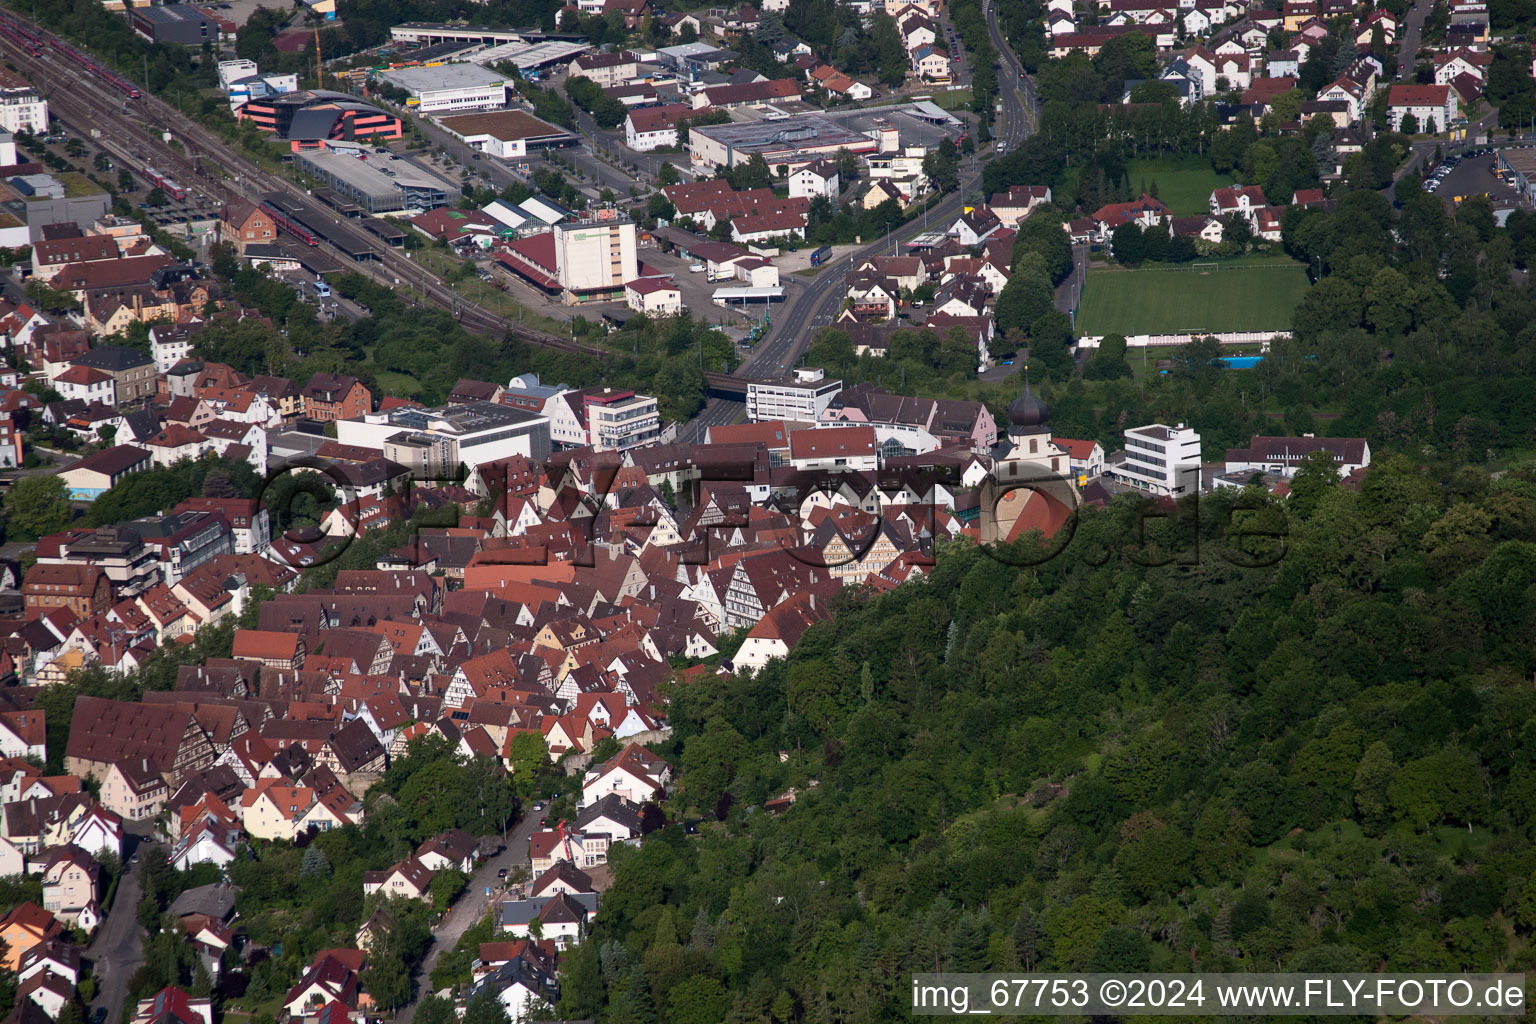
[497,868,508,879]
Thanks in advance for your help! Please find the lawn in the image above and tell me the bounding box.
[931,87,974,111]
[1123,155,1234,216]
[1074,258,1311,337]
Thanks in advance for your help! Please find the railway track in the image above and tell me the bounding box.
[0,17,607,359]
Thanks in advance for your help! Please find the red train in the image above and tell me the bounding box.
[261,197,320,246]
[49,38,141,99]
[0,11,42,57]
[143,167,186,201]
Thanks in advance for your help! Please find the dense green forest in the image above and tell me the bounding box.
[557,462,1536,1021]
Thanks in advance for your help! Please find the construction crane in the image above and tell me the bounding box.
[314,23,323,88]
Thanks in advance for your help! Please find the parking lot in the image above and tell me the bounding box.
[638,244,765,325]
[1422,147,1527,208]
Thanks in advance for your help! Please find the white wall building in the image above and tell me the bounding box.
[1386,83,1456,132]
[336,401,552,475]
[0,72,46,136]
[746,368,842,423]
[376,63,512,114]
[554,215,638,303]
[585,389,661,452]
[1223,435,1370,479]
[149,325,195,374]
[217,59,259,89]
[1114,423,1202,495]
[625,277,682,315]
[788,160,840,200]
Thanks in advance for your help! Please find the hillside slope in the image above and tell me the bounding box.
[558,458,1536,1023]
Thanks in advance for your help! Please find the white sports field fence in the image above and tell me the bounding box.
[1076,331,1292,349]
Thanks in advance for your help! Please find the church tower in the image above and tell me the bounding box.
[978,372,1080,545]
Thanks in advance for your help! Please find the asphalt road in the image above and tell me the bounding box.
[1391,106,1503,198]
[727,0,1039,384]
[1055,243,1090,322]
[1397,0,1429,73]
[87,834,154,1022]
[739,182,981,383]
[681,396,747,443]
[984,0,1040,149]
[395,809,545,1023]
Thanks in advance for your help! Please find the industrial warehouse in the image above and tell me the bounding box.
[434,109,578,158]
[293,144,460,213]
[374,63,514,114]
[686,113,880,169]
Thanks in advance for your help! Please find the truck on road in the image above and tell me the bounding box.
[810,245,831,267]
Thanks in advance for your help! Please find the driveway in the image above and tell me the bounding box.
[395,810,545,1023]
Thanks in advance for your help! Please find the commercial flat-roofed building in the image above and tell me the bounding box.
[235,90,403,149]
[336,400,552,474]
[1498,148,1536,204]
[469,39,593,71]
[435,109,578,158]
[656,43,738,73]
[746,368,842,423]
[129,4,222,44]
[293,144,459,213]
[688,113,880,169]
[584,389,660,452]
[376,63,513,114]
[1114,423,1202,496]
[389,23,534,46]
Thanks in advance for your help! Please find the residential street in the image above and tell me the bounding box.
[395,808,545,1024]
[87,834,154,1022]
[1397,0,1429,74]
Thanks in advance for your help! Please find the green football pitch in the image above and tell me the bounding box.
[1073,260,1311,337]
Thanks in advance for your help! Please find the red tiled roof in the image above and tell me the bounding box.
[625,103,695,134]
[789,425,876,459]
[1387,83,1452,105]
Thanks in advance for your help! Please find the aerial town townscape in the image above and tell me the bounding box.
[0,0,1524,1020]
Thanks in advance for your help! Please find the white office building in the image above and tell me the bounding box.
[586,389,661,452]
[746,368,842,424]
[217,59,259,89]
[376,63,512,114]
[1115,423,1202,495]
[336,401,552,477]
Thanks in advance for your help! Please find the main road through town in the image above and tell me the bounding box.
[679,14,1044,442]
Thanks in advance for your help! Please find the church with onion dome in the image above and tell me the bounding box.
[977,374,1081,545]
